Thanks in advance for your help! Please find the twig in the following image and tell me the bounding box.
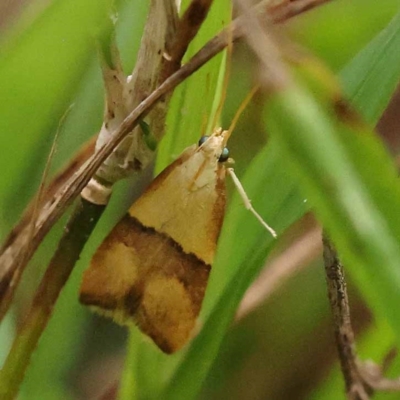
[0,137,95,255]
[358,353,400,392]
[0,107,88,322]
[323,235,400,397]
[322,234,372,400]
[147,0,215,157]
[323,235,400,398]
[0,139,95,322]
[161,0,214,79]
[0,0,330,324]
[267,0,331,23]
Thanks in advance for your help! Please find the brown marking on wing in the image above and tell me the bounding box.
[80,144,228,352]
[80,214,211,353]
[123,284,144,316]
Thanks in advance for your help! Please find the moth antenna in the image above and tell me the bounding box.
[209,7,233,132]
[199,111,209,138]
[227,167,277,238]
[226,84,259,137]
[198,71,212,138]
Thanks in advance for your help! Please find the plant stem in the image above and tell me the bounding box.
[0,197,105,400]
[322,234,372,400]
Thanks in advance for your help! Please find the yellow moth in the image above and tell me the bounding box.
[79,125,276,353]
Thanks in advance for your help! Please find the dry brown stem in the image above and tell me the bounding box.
[323,235,400,399]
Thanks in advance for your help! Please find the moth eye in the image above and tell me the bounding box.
[198,136,209,146]
[219,147,229,163]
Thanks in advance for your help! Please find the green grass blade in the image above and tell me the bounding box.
[0,0,112,224]
[265,81,400,337]
[341,8,400,124]
[291,0,399,70]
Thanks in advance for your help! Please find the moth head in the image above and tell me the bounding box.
[198,128,231,163]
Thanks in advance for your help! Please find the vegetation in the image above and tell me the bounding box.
[0,0,400,399]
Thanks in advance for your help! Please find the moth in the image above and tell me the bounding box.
[79,128,276,354]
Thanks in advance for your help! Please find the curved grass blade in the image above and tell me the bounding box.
[340,9,400,124]
[265,83,400,334]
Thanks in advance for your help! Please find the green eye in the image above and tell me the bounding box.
[198,136,229,162]
[198,136,209,146]
[219,147,229,162]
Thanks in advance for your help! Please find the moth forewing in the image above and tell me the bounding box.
[80,129,229,353]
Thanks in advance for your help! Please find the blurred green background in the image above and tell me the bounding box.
[1,1,400,399]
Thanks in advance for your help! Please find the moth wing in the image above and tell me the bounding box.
[80,213,210,353]
[80,146,226,352]
[130,145,226,265]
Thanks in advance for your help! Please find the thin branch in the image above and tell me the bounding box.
[0,108,89,322]
[148,0,215,156]
[358,353,400,392]
[322,234,372,400]
[0,0,330,324]
[267,0,332,23]
[323,235,400,397]
[161,0,214,79]
[0,137,95,255]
